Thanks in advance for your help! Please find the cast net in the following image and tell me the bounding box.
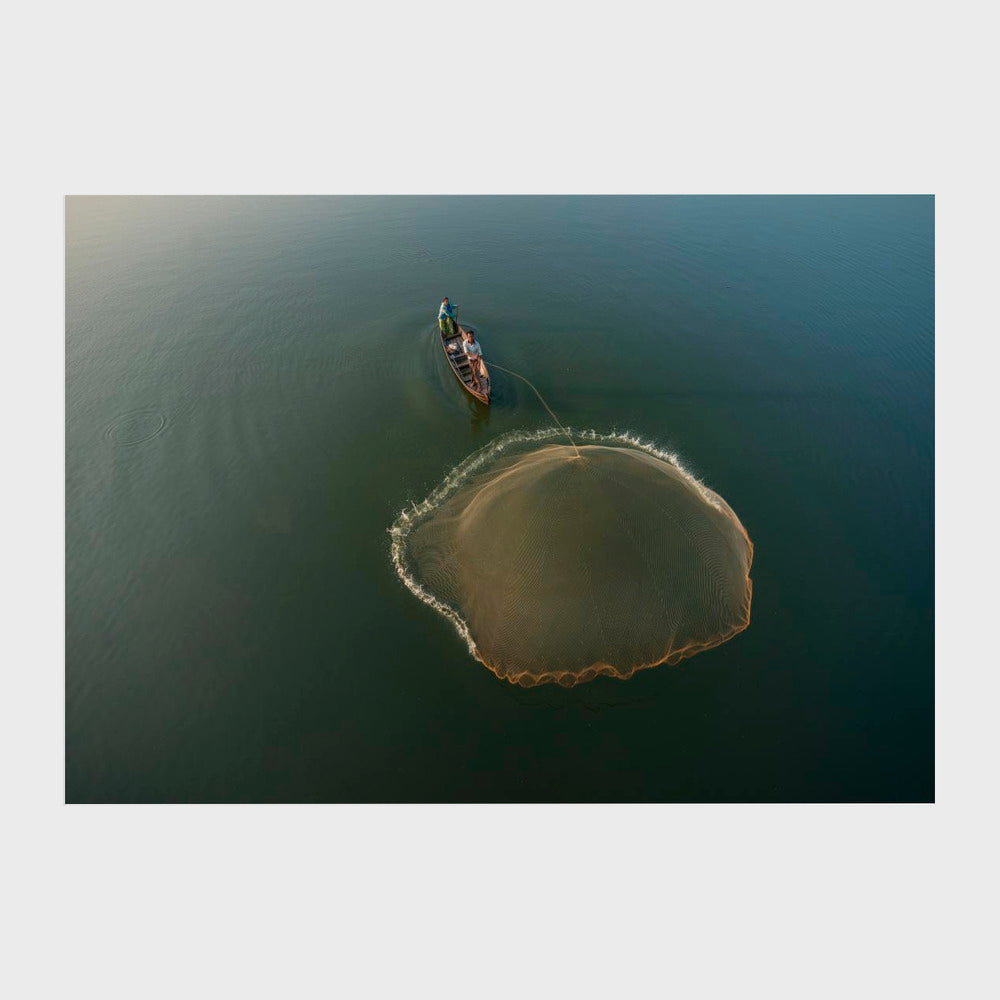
[391,430,753,687]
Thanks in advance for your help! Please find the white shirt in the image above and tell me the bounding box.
[462,339,483,358]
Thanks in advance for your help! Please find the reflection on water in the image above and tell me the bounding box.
[468,395,491,434]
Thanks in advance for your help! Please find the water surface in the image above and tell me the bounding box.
[66,196,934,801]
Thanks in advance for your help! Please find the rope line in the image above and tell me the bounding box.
[491,362,580,458]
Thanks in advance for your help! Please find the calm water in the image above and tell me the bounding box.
[66,196,934,802]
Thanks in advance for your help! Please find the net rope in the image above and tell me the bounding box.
[491,362,580,458]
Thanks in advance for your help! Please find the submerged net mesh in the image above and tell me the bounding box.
[392,431,753,687]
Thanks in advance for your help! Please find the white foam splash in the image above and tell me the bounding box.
[388,428,727,660]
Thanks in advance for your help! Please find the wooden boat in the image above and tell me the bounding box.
[440,321,491,404]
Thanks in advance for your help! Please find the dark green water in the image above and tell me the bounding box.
[66,196,933,802]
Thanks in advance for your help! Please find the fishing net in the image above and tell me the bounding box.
[392,432,753,686]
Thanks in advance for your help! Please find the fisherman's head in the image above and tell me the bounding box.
[443,297,449,304]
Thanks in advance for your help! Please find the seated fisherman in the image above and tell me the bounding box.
[462,329,485,391]
[439,297,458,335]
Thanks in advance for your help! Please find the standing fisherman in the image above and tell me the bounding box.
[462,329,486,392]
[439,297,458,335]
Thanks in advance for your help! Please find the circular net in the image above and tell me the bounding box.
[392,432,753,687]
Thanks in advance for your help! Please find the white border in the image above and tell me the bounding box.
[7,1,996,996]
